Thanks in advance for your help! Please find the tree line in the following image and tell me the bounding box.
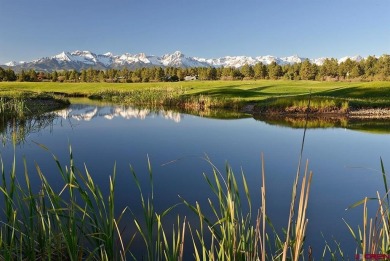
[0,55,389,83]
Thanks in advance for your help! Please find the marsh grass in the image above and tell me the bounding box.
[130,157,185,260]
[256,96,350,114]
[345,158,390,259]
[0,144,317,260]
[89,88,243,111]
[179,153,313,261]
[0,94,69,145]
[0,144,127,260]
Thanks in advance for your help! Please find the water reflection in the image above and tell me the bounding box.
[255,114,390,134]
[54,102,251,123]
[55,104,182,122]
[0,113,56,145]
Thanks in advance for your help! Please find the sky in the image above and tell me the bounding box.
[0,0,389,64]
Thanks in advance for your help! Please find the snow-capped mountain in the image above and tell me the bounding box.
[338,55,364,64]
[5,61,27,66]
[1,50,365,72]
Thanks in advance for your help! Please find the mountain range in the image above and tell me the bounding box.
[1,50,364,72]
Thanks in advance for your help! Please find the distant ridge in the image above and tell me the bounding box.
[2,50,365,72]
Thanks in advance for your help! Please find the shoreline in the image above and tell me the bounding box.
[242,103,390,119]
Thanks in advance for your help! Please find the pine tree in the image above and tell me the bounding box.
[18,70,26,82]
[4,69,17,81]
[338,58,356,79]
[240,64,254,79]
[208,67,217,80]
[319,58,338,79]
[153,67,164,82]
[254,62,267,79]
[299,60,317,80]
[375,55,390,79]
[0,67,5,81]
[268,62,282,80]
[52,71,58,82]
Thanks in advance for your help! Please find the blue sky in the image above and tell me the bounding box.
[0,0,389,64]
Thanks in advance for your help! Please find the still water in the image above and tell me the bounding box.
[1,100,390,259]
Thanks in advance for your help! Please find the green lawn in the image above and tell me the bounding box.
[1,80,390,104]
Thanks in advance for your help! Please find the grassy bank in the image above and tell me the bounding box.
[1,80,390,113]
[0,93,69,117]
[0,94,69,144]
[1,80,390,100]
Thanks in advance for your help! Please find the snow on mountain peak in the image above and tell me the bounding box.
[53,51,71,62]
[2,50,371,71]
[103,52,114,57]
[338,55,363,64]
[173,51,183,57]
[5,61,19,66]
[281,55,306,64]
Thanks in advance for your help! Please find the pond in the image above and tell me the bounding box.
[1,99,390,259]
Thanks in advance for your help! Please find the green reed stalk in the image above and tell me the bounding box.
[131,157,155,260]
[345,159,390,258]
[0,140,318,260]
[130,156,180,260]
[181,157,259,260]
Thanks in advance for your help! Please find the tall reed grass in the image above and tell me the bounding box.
[0,143,315,260]
[0,95,69,145]
[90,88,243,111]
[256,96,350,114]
[345,158,390,260]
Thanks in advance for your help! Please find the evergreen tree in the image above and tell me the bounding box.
[338,58,356,79]
[282,63,300,80]
[349,63,364,78]
[208,67,217,80]
[4,68,17,81]
[18,70,26,82]
[69,70,77,81]
[51,71,58,82]
[0,67,5,81]
[240,64,254,79]
[28,69,37,82]
[216,67,223,80]
[319,58,338,79]
[86,68,94,82]
[231,68,243,80]
[98,71,105,82]
[254,62,267,79]
[131,69,142,82]
[176,68,186,81]
[64,70,70,81]
[268,62,282,79]
[221,67,233,80]
[80,70,87,82]
[154,67,165,82]
[363,56,378,78]
[299,60,317,80]
[198,67,208,80]
[375,54,390,79]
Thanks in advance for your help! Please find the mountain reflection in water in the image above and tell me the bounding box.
[55,104,182,123]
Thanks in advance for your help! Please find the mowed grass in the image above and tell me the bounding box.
[0,80,389,100]
[2,81,390,111]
